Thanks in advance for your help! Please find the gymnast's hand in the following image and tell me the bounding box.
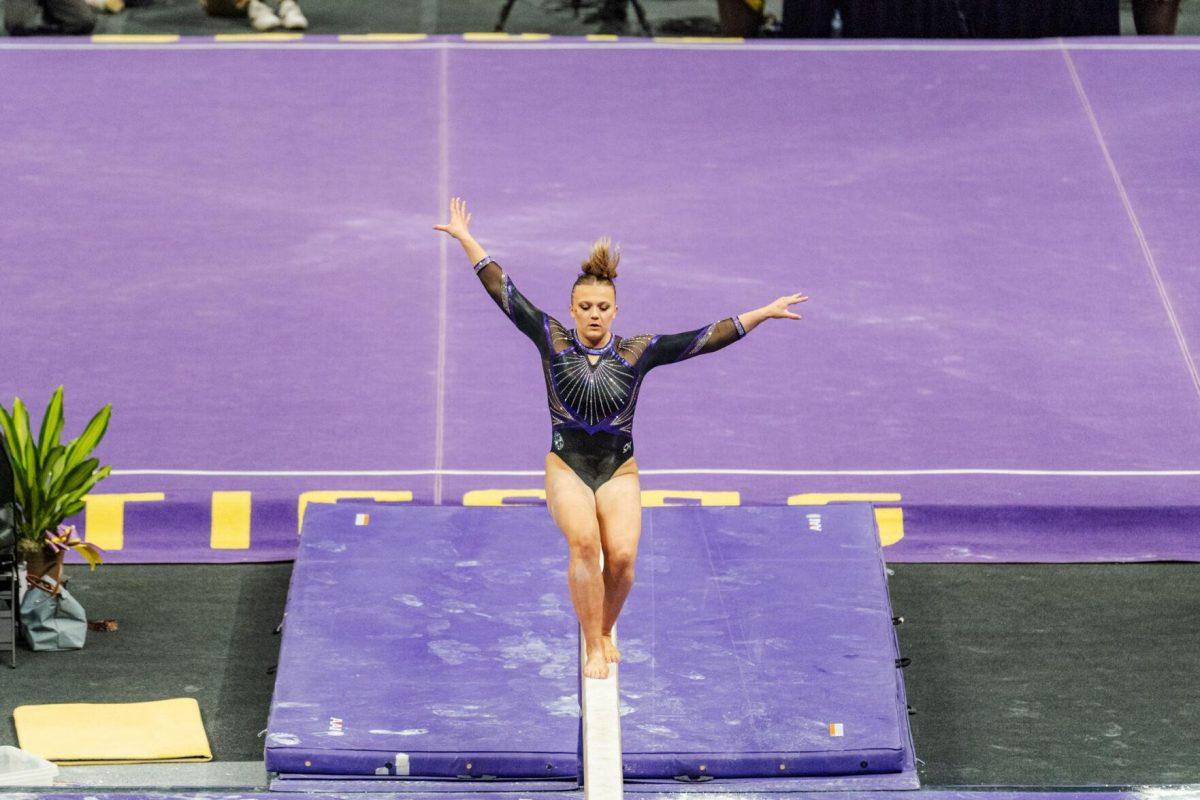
[432,196,473,241]
[765,293,809,320]
[736,293,808,334]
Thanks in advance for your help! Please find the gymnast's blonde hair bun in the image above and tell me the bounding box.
[580,236,620,281]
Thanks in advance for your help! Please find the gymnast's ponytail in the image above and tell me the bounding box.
[574,237,620,295]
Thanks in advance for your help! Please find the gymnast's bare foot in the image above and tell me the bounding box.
[583,645,610,679]
[601,634,621,663]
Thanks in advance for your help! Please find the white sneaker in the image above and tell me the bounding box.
[247,0,281,31]
[277,0,308,29]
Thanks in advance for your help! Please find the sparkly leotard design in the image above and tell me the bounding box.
[474,255,747,492]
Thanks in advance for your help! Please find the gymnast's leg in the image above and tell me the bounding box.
[545,453,610,679]
[594,459,641,663]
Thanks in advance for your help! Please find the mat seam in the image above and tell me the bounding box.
[433,44,450,504]
[1059,43,1200,411]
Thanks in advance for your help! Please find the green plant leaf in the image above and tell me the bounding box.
[0,404,18,468]
[15,399,43,536]
[11,479,27,511]
[37,386,65,473]
[63,404,111,475]
[42,446,67,495]
[4,395,113,548]
[43,500,71,533]
[60,465,112,508]
[11,398,31,466]
[56,457,99,497]
[17,406,40,517]
[47,500,81,530]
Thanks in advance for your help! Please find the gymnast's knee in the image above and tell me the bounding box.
[566,533,601,565]
[605,547,637,578]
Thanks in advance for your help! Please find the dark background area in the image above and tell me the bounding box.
[1,0,1197,37]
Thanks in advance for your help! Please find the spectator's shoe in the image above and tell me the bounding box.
[247,0,282,30]
[278,0,308,29]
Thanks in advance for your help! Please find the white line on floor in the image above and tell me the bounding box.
[107,467,1200,477]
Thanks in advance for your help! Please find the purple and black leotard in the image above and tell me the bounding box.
[474,255,748,493]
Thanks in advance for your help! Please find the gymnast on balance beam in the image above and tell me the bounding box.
[434,197,808,679]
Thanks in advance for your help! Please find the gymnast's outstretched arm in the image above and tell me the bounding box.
[736,292,809,333]
[433,196,546,346]
[642,293,810,371]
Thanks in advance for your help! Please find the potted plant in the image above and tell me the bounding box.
[0,386,110,580]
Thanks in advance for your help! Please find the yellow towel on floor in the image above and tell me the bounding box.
[14,698,213,765]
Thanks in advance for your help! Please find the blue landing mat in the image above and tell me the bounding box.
[619,504,916,790]
[266,505,580,782]
[265,504,913,789]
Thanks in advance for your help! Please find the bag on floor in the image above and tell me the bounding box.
[200,0,249,17]
[20,563,87,652]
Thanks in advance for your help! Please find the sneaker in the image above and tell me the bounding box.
[277,0,308,29]
[247,0,281,30]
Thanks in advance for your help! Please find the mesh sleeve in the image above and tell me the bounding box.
[474,255,547,347]
[642,315,747,371]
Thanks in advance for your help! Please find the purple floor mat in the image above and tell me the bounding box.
[265,503,914,787]
[617,505,912,785]
[1,38,1198,565]
[265,504,579,782]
